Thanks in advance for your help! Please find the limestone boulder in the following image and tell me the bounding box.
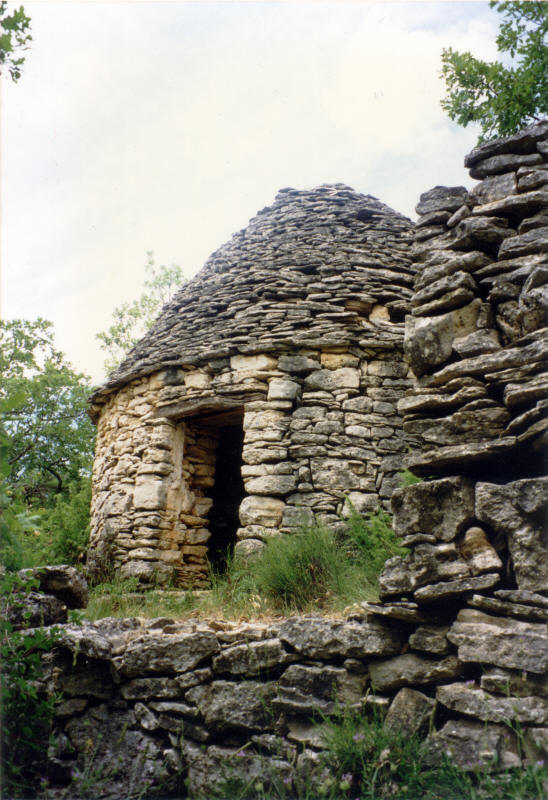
[304,368,360,392]
[275,664,367,715]
[64,706,169,798]
[267,378,301,402]
[384,688,436,737]
[244,474,297,496]
[238,496,285,527]
[404,299,481,377]
[447,609,548,674]
[427,719,521,771]
[408,625,451,655]
[403,401,510,446]
[415,186,469,216]
[480,666,548,698]
[212,639,294,676]
[391,477,475,542]
[279,616,407,659]
[467,594,548,623]
[369,654,462,691]
[18,565,89,609]
[475,477,548,593]
[185,680,278,733]
[378,555,416,600]
[414,573,500,604]
[116,631,220,677]
[458,527,503,575]
[185,744,292,800]
[133,475,168,510]
[498,226,548,260]
[437,683,548,725]
[5,591,67,630]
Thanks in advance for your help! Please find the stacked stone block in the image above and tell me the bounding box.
[377,119,548,768]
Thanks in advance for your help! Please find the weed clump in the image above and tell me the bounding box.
[86,506,402,619]
[253,524,346,612]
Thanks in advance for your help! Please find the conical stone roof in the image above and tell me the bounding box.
[92,184,414,404]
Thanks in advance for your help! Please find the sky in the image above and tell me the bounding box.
[1,0,501,384]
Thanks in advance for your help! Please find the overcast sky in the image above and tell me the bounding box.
[1,0,500,384]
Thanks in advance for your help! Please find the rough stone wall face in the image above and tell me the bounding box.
[380,119,548,765]
[89,345,417,586]
[403,119,548,478]
[34,123,548,799]
[88,186,418,586]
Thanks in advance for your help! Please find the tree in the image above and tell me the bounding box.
[0,2,31,82]
[441,1,548,142]
[0,318,95,506]
[96,251,184,373]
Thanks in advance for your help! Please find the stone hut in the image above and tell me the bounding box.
[88,185,417,586]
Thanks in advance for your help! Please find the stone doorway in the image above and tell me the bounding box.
[207,423,245,570]
[180,402,245,577]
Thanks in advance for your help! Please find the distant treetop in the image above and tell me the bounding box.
[0,2,31,82]
[441,1,548,143]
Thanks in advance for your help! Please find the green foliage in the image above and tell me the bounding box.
[208,551,265,616]
[252,524,348,612]
[0,572,60,797]
[0,318,95,506]
[85,579,198,621]
[96,251,184,373]
[343,503,405,587]
[0,394,42,571]
[190,702,548,799]
[441,1,548,142]
[322,705,548,800]
[0,1,31,82]
[398,467,422,487]
[40,477,92,564]
[85,510,401,620]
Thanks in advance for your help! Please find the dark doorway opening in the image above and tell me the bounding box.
[208,424,245,571]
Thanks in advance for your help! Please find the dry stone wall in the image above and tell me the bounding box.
[23,122,548,799]
[377,118,548,773]
[88,187,418,587]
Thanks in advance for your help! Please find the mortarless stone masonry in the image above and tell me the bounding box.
[87,186,419,587]
[19,121,547,798]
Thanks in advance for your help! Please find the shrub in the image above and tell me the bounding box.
[0,572,60,797]
[398,467,422,487]
[253,524,347,612]
[40,477,91,564]
[343,503,404,585]
[322,705,548,800]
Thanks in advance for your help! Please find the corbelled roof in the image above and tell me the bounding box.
[92,184,414,404]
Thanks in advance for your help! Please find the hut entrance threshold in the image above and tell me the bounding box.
[174,400,245,574]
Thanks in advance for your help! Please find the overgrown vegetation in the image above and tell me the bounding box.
[205,703,548,800]
[0,572,60,798]
[0,319,94,572]
[85,507,402,620]
[96,252,184,373]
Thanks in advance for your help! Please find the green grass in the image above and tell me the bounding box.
[85,577,199,621]
[204,705,548,800]
[84,508,400,621]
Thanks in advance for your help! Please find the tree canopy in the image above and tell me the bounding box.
[96,251,184,373]
[0,2,31,82]
[441,1,548,142]
[0,318,95,505]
